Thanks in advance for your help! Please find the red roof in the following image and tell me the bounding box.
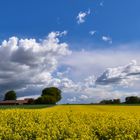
[0,99,29,105]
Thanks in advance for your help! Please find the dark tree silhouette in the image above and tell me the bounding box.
[35,87,62,104]
[100,99,121,104]
[42,87,61,102]
[4,90,17,100]
[113,99,120,104]
[125,96,140,104]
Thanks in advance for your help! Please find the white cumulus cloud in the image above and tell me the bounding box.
[1,36,140,103]
[0,31,71,98]
[96,60,140,85]
[59,43,140,103]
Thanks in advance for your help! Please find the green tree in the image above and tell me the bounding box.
[42,87,61,103]
[113,99,120,104]
[34,97,43,104]
[100,99,113,104]
[4,90,17,100]
[125,96,140,104]
[41,95,56,104]
[35,87,62,104]
[100,99,121,104]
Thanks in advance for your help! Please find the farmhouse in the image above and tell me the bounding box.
[0,98,33,105]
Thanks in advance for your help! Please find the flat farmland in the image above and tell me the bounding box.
[0,105,140,140]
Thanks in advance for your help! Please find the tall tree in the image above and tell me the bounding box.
[42,87,62,103]
[35,87,62,104]
[4,90,17,100]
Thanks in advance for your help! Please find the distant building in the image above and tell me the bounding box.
[0,98,34,105]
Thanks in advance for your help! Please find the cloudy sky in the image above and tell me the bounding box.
[0,0,140,103]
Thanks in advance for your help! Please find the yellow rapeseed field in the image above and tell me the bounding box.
[0,105,140,140]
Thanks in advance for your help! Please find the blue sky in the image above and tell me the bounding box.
[0,0,140,103]
[0,0,140,44]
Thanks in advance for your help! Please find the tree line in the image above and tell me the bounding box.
[100,96,140,104]
[3,87,62,104]
[3,88,140,105]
